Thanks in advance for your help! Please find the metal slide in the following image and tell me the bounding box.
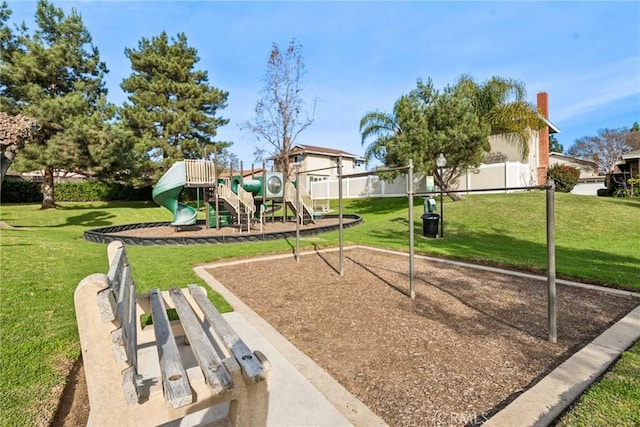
[152,161,198,226]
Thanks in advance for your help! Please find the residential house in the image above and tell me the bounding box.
[549,152,599,179]
[603,150,640,194]
[620,150,640,178]
[288,144,366,188]
[548,152,605,196]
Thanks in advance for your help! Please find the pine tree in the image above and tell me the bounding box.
[0,0,127,208]
[549,134,564,153]
[120,31,229,182]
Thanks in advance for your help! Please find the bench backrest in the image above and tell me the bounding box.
[94,240,268,409]
[97,241,137,363]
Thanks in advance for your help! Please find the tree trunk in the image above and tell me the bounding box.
[437,168,465,202]
[447,191,465,201]
[0,152,13,187]
[40,166,56,209]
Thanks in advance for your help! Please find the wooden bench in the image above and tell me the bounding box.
[74,241,270,426]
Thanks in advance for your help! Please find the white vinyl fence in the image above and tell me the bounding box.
[310,162,533,200]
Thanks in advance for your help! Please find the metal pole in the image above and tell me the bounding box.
[214,150,220,230]
[439,166,444,238]
[262,161,267,226]
[408,160,415,299]
[295,165,300,263]
[546,179,557,343]
[338,156,344,276]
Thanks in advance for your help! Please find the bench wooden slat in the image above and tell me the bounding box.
[188,285,266,382]
[149,289,193,408]
[122,365,139,406]
[169,287,234,394]
[125,269,137,368]
[110,264,136,364]
[97,245,126,322]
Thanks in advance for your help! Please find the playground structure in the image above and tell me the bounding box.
[152,160,315,230]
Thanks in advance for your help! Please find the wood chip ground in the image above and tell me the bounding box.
[208,247,638,427]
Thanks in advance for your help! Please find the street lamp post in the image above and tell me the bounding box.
[436,153,447,238]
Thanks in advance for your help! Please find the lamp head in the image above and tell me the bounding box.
[436,153,447,168]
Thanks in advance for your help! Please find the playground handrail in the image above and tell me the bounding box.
[285,182,314,220]
[299,182,313,215]
[237,186,256,216]
[217,184,240,214]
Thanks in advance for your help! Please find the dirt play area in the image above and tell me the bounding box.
[207,247,638,426]
[54,245,639,426]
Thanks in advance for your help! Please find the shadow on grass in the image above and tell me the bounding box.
[346,197,409,215]
[601,198,640,209]
[65,211,117,227]
[56,201,158,210]
[363,226,640,290]
[22,210,119,228]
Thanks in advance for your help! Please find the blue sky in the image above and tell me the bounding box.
[6,1,640,167]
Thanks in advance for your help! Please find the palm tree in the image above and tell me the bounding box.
[359,110,402,165]
[454,75,543,159]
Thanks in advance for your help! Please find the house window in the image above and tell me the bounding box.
[355,160,364,168]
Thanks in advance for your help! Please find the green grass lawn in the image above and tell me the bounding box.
[555,342,640,426]
[0,192,638,425]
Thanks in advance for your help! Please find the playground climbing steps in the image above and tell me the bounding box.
[212,184,256,230]
[285,182,315,224]
[182,160,256,227]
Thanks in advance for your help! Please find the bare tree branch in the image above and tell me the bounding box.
[240,38,316,182]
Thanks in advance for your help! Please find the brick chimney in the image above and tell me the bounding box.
[537,92,550,185]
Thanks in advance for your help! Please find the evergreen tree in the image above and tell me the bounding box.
[120,31,229,183]
[0,0,127,208]
[361,78,490,201]
[627,121,640,150]
[549,134,564,153]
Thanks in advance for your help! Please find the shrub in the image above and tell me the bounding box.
[547,164,581,193]
[0,179,42,203]
[613,175,640,198]
[55,181,153,202]
[1,178,163,203]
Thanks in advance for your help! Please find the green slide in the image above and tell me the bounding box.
[152,161,197,226]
